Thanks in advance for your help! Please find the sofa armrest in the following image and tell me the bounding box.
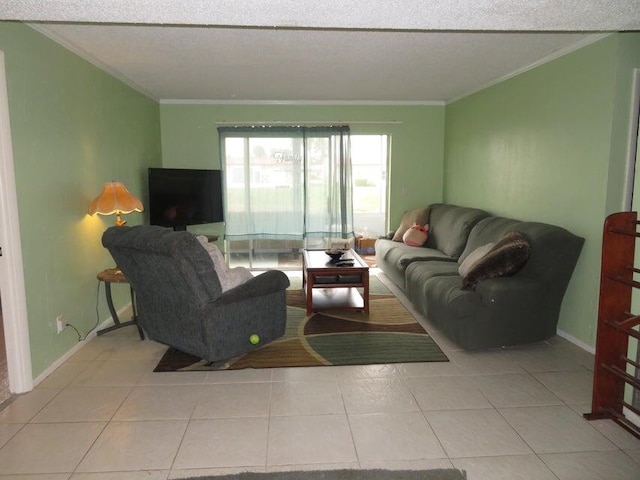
[212,270,290,306]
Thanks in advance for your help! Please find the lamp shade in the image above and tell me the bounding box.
[88,182,143,226]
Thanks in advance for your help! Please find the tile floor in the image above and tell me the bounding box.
[0,271,639,479]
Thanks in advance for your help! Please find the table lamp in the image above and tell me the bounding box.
[88,181,144,226]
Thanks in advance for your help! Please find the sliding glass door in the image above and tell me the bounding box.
[219,128,387,269]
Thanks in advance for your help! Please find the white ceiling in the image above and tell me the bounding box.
[2,1,640,103]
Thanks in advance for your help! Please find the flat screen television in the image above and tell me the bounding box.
[148,168,224,230]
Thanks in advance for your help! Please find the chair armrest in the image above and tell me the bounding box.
[212,270,290,306]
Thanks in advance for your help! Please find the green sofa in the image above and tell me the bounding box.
[375,203,584,350]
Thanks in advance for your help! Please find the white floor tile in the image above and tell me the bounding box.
[137,371,208,386]
[398,361,464,377]
[112,385,203,421]
[424,409,532,458]
[270,381,345,416]
[447,350,525,375]
[452,454,558,480]
[470,373,562,408]
[0,422,105,474]
[0,423,23,448]
[540,450,640,480]
[76,420,187,472]
[37,362,92,389]
[0,389,60,423]
[192,383,271,418]
[334,363,403,381]
[271,366,339,383]
[71,472,168,480]
[358,458,455,471]
[501,345,587,373]
[173,418,268,470]
[70,360,156,387]
[589,419,640,449]
[340,377,419,414]
[169,467,265,478]
[499,405,617,453]
[349,412,446,461]
[407,375,492,411]
[625,447,640,465]
[267,415,357,466]
[532,370,593,405]
[204,368,272,384]
[3,475,71,480]
[31,387,130,423]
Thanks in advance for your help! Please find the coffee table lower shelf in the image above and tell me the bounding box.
[308,287,365,313]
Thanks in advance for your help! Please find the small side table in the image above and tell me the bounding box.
[96,268,144,339]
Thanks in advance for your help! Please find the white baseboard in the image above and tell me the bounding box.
[33,302,132,386]
[556,329,596,355]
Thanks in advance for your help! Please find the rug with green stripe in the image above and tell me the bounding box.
[154,276,448,371]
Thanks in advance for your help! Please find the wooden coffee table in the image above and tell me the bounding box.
[302,249,370,315]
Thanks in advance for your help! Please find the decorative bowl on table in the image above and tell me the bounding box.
[325,249,345,263]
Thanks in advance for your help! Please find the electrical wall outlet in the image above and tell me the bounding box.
[56,315,66,334]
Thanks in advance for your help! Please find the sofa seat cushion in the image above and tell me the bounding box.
[404,260,461,307]
[376,238,455,271]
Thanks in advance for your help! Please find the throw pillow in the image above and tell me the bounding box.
[391,207,430,242]
[458,242,495,277]
[196,236,253,292]
[402,223,429,246]
[461,231,531,290]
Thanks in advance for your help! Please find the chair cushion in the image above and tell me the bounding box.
[197,236,253,292]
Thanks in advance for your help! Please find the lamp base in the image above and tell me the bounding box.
[115,212,127,227]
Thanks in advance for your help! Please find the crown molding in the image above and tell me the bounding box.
[159,99,445,106]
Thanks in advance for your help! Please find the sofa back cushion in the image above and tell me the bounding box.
[425,204,490,258]
[459,217,521,264]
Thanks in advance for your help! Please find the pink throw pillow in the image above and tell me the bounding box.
[402,223,429,246]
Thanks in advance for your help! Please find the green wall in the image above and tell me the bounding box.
[160,103,445,235]
[0,22,161,377]
[444,33,640,346]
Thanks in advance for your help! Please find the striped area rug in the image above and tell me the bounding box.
[154,278,448,372]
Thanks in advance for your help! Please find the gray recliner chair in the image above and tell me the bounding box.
[102,225,290,362]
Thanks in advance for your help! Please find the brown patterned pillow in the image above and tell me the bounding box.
[391,207,430,242]
[461,231,531,290]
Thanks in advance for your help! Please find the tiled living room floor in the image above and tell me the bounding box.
[0,271,639,479]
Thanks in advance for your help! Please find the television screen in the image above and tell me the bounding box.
[148,168,224,230]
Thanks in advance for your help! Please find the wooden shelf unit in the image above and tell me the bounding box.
[584,211,640,438]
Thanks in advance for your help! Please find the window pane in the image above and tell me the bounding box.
[351,135,388,238]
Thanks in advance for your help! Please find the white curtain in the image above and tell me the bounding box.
[218,126,354,247]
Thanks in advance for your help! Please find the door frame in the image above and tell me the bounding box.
[0,51,33,393]
[624,69,640,210]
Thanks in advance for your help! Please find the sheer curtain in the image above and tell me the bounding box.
[218,126,354,248]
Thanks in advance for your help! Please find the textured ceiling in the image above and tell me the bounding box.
[2,1,639,102]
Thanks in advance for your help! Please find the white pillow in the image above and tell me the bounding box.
[458,243,495,277]
[196,236,253,292]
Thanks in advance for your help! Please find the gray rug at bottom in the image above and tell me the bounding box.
[183,469,467,480]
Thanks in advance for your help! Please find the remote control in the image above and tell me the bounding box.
[335,259,354,267]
